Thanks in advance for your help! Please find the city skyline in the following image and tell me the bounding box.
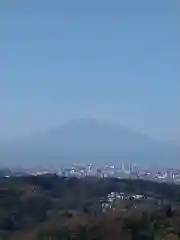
[0,2,180,239]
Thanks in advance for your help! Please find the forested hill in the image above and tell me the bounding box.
[1,175,180,239]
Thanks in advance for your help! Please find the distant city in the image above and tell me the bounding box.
[1,163,180,184]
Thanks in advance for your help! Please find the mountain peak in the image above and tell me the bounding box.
[0,119,180,168]
[69,115,102,125]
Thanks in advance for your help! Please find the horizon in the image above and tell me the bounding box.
[0,117,179,147]
[0,115,180,169]
[0,116,177,143]
[0,1,179,145]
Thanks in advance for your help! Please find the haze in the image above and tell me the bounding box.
[0,0,179,144]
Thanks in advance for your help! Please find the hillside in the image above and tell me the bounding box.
[0,176,180,239]
[0,118,179,167]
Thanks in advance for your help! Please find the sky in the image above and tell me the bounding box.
[0,0,179,141]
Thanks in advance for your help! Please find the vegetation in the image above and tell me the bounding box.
[0,175,180,239]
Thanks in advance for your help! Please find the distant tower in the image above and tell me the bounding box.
[132,164,137,172]
[121,163,125,172]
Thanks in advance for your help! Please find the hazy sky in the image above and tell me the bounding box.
[0,0,179,141]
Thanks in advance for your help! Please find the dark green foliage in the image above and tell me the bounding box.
[0,176,180,239]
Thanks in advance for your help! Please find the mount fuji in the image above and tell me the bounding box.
[0,118,179,168]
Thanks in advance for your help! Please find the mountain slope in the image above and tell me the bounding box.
[0,118,179,168]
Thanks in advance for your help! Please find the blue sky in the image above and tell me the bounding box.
[0,0,179,141]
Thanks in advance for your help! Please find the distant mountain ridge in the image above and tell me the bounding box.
[0,118,179,168]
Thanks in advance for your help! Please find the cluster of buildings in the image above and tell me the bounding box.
[100,191,159,213]
[2,163,180,184]
[57,163,180,184]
